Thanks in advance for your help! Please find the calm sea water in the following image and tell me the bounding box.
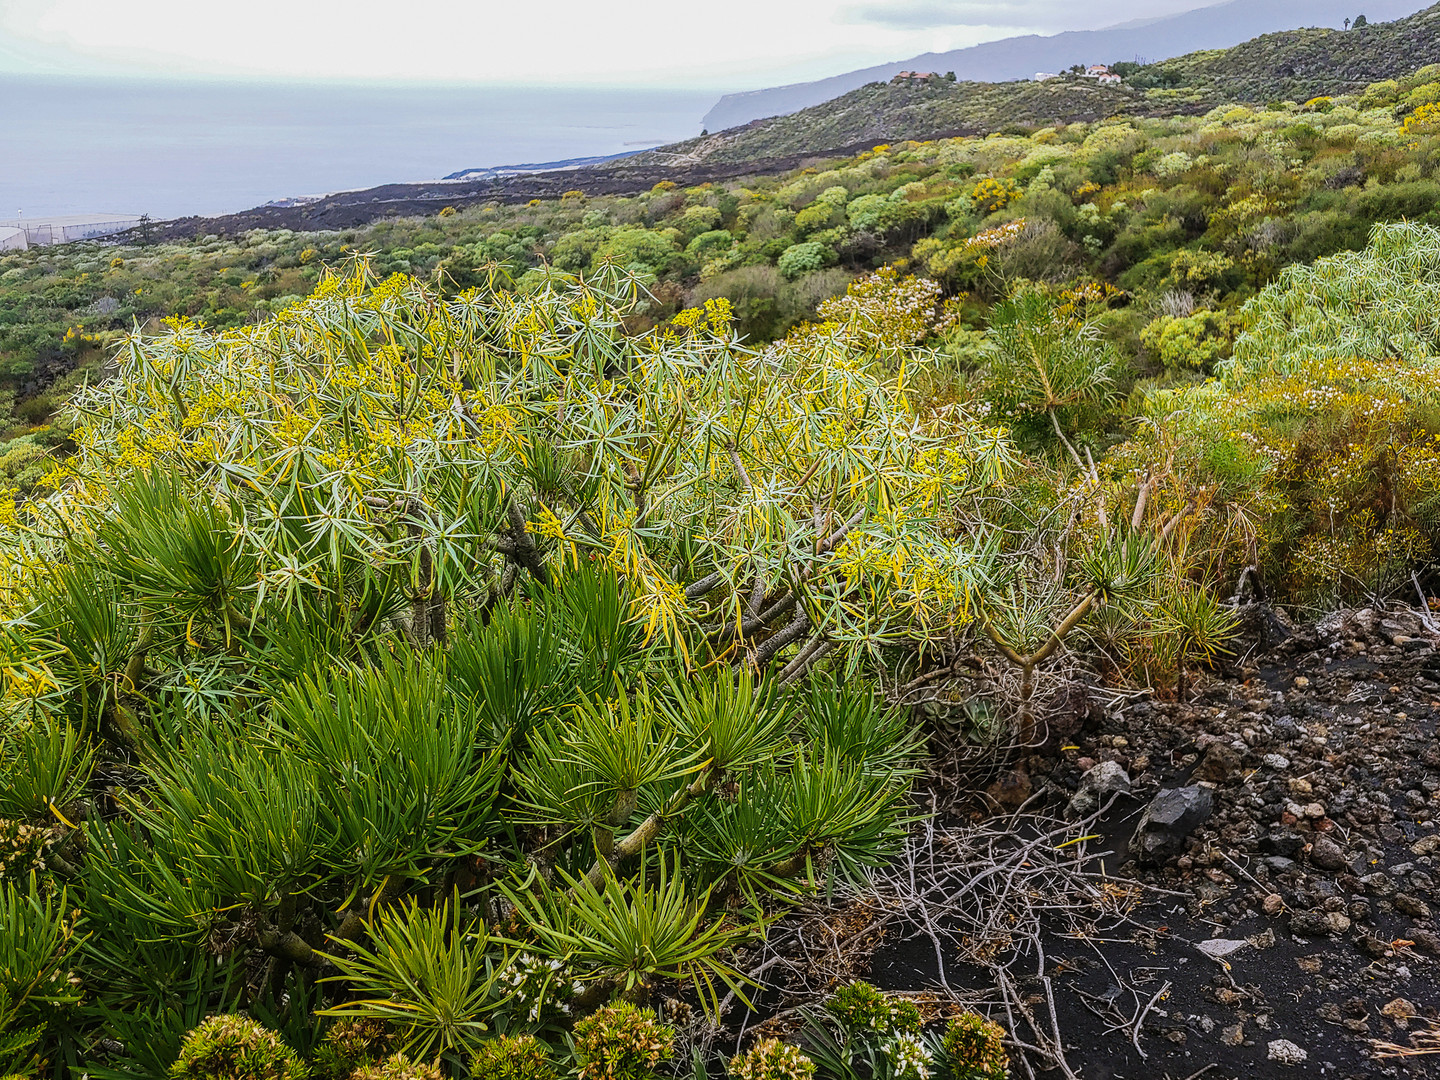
[0,77,717,221]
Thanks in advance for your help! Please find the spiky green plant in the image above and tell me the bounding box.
[318,896,507,1060]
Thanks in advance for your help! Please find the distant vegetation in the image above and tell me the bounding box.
[6,61,1440,526]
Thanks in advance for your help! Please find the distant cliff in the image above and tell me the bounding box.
[702,0,1426,131]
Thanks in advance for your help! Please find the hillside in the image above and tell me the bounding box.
[634,4,1440,168]
[1149,1,1440,101]
[630,77,1153,168]
[702,0,1425,130]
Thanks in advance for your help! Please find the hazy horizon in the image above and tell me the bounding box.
[1,78,717,221]
[0,0,1235,90]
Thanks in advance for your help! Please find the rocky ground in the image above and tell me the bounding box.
[862,604,1440,1078]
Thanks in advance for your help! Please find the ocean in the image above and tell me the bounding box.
[0,77,718,222]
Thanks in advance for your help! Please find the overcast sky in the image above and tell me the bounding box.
[0,0,1220,88]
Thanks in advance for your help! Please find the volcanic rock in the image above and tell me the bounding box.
[1130,786,1215,865]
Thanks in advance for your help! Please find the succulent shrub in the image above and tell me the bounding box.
[941,1013,1008,1080]
[170,1015,307,1080]
[348,1054,442,1080]
[311,1019,394,1079]
[571,1003,675,1080]
[469,1034,558,1080]
[728,1039,816,1080]
[825,982,921,1038]
[801,984,933,1080]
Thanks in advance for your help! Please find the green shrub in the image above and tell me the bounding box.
[470,1034,557,1080]
[824,982,921,1037]
[727,1039,815,1080]
[685,230,734,260]
[348,1054,441,1080]
[941,1013,1008,1080]
[311,1019,393,1079]
[572,1003,675,1080]
[777,242,833,279]
[170,1015,307,1080]
[1139,309,1235,371]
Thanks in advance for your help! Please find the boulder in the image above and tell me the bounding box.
[1260,829,1306,858]
[1290,910,1351,937]
[1267,1040,1308,1066]
[1193,742,1242,785]
[1308,834,1346,872]
[1197,938,1248,961]
[1129,786,1214,865]
[1067,761,1131,818]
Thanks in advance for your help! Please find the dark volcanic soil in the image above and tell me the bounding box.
[866,605,1440,1078]
[137,143,899,243]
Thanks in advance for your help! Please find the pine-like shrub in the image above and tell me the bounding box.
[727,1038,815,1080]
[170,1015,307,1080]
[942,1013,1008,1080]
[572,1003,675,1080]
[470,1033,557,1080]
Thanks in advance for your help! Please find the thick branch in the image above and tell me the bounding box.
[777,638,833,687]
[685,572,724,601]
[257,928,323,966]
[505,496,551,587]
[752,611,811,668]
[983,591,1095,670]
[578,770,713,890]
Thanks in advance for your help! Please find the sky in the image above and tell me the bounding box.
[0,0,1221,89]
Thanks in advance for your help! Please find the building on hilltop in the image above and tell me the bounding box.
[0,226,25,251]
[1033,71,1060,81]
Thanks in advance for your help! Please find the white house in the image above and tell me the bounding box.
[1098,73,1123,85]
[0,226,25,252]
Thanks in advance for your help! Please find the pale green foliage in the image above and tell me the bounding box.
[4,261,1010,679]
[1227,221,1440,378]
[1139,309,1235,371]
[170,1015,307,1080]
[349,1055,442,1080]
[825,982,921,1037]
[311,1019,394,1080]
[470,1034,557,1080]
[799,982,933,1080]
[778,242,832,279]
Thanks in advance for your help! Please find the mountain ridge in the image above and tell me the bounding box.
[639,2,1440,170]
[703,0,1426,131]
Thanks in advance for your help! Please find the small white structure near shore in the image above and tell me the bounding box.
[0,214,144,248]
[0,226,26,251]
